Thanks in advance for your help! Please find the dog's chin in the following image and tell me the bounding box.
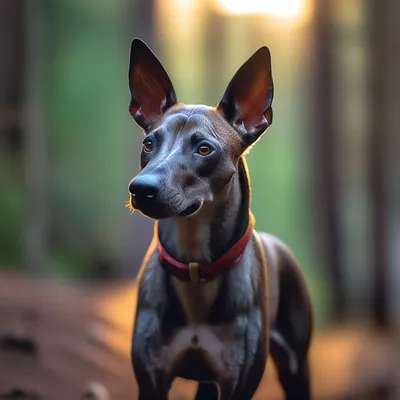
[141,202,203,219]
[129,196,203,220]
[142,203,203,219]
[136,208,172,220]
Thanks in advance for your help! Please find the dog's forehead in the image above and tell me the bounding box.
[158,104,237,142]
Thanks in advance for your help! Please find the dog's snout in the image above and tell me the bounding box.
[129,175,161,199]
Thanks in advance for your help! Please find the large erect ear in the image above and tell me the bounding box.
[216,47,274,146]
[128,38,177,131]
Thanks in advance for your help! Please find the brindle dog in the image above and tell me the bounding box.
[127,38,313,400]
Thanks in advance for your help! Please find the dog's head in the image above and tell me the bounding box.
[127,39,273,219]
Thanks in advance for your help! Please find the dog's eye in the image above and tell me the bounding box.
[143,139,153,152]
[197,144,213,156]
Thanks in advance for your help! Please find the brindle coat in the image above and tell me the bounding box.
[127,39,313,400]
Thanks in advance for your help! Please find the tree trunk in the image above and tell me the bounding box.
[23,0,49,273]
[367,0,390,327]
[311,0,345,320]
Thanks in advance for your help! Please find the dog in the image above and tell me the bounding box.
[127,38,313,400]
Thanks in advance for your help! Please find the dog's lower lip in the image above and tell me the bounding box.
[178,202,202,217]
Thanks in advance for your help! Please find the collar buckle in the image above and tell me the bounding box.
[188,262,203,283]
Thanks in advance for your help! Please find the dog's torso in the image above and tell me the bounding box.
[133,228,277,386]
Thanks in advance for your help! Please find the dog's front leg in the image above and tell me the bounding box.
[131,309,170,400]
[218,308,268,400]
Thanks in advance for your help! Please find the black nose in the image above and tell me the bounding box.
[129,175,161,199]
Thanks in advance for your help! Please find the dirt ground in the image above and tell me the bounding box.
[0,273,399,400]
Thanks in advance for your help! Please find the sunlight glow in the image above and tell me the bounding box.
[214,0,305,18]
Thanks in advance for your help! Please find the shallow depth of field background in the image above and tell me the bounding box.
[0,0,399,399]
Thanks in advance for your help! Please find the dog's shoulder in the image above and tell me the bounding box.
[135,246,168,309]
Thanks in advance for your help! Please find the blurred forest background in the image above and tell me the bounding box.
[0,0,400,398]
[1,0,399,327]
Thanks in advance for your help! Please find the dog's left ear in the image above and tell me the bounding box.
[216,47,274,146]
[128,38,177,131]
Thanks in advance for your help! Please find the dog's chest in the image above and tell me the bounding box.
[172,215,220,322]
[172,277,221,323]
[164,324,228,382]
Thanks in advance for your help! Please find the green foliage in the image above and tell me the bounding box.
[43,0,132,276]
[0,183,24,267]
[0,151,24,267]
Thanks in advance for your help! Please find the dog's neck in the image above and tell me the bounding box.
[157,158,250,264]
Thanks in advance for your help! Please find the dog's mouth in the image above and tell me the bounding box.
[177,201,203,217]
[128,194,203,219]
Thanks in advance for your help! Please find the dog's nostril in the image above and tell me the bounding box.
[129,175,161,199]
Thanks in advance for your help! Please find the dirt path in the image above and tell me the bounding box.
[0,274,398,399]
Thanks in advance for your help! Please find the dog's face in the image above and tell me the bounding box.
[127,39,274,220]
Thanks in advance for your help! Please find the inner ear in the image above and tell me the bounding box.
[128,38,177,131]
[217,46,274,142]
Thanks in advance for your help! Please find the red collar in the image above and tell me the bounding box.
[157,223,254,283]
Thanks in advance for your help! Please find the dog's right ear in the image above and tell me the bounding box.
[128,38,177,132]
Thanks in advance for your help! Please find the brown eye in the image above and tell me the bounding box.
[143,139,153,152]
[197,144,213,156]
